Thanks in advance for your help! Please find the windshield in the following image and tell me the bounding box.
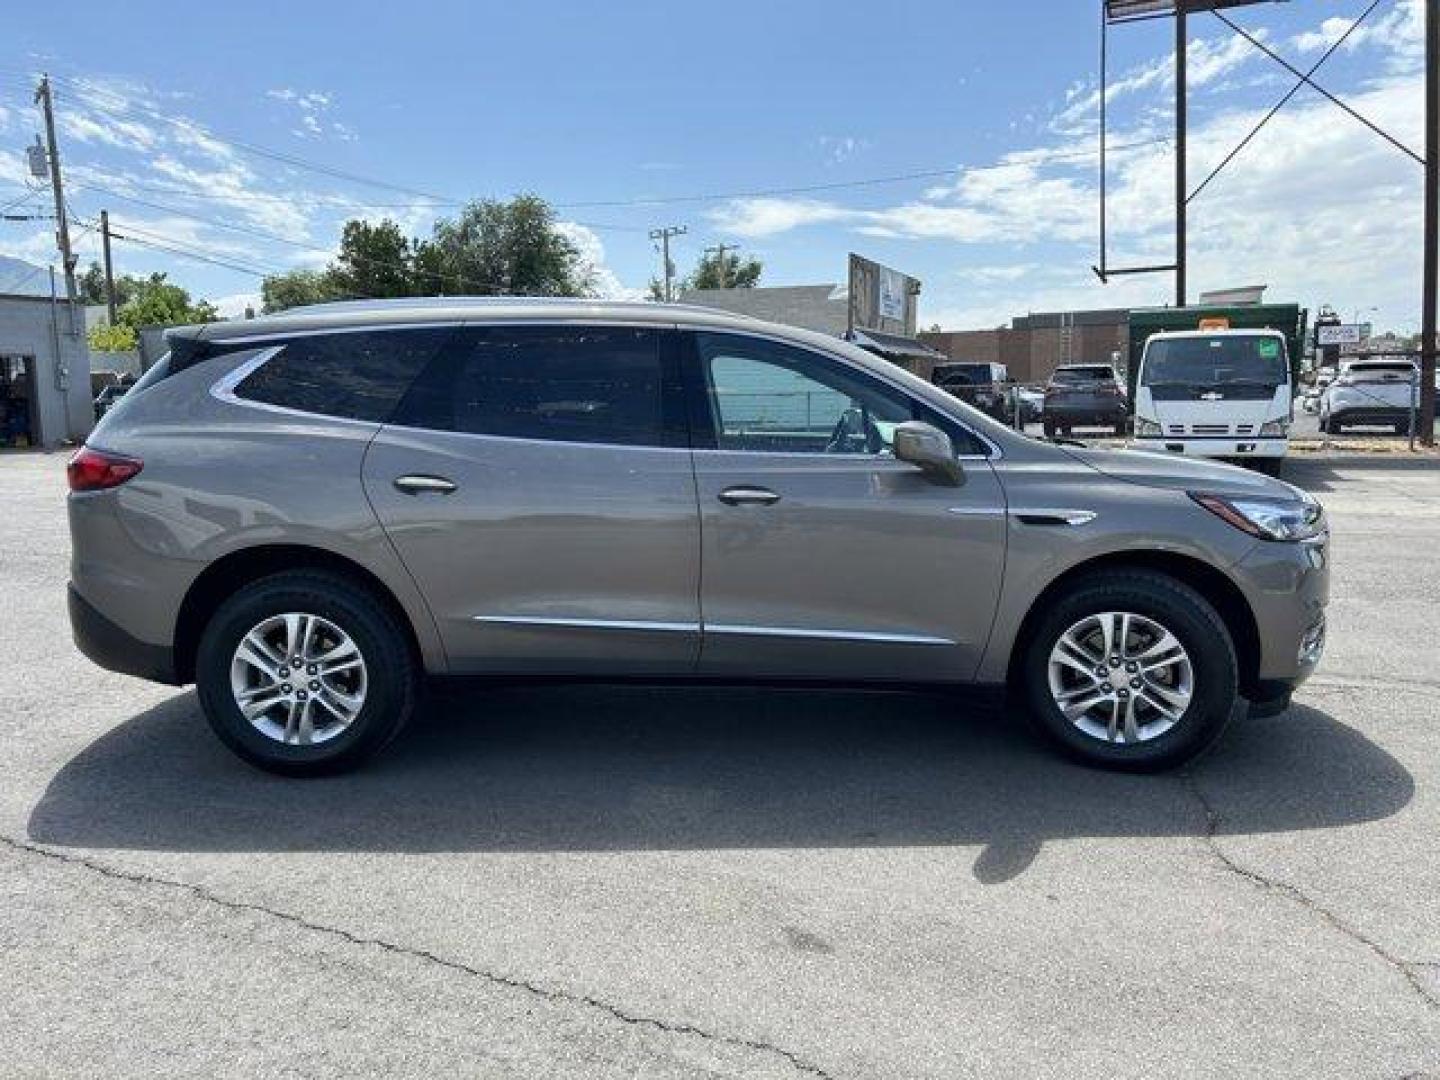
[1141,336,1288,388]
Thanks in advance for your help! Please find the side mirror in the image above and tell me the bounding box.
[893,421,964,486]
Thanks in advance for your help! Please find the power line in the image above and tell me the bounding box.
[47,72,459,204]
[43,66,1172,211]
[554,138,1171,208]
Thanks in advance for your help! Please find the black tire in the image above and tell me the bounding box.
[1042,421,1056,438]
[1113,422,1127,437]
[1251,458,1283,478]
[1020,570,1238,772]
[195,571,418,776]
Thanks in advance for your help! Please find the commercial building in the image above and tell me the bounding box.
[0,292,94,449]
[678,281,946,367]
[920,309,1130,385]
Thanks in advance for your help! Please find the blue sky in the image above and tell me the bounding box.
[0,0,1429,332]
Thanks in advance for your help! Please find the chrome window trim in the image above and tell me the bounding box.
[209,345,393,429]
[687,325,1003,462]
[205,318,999,461]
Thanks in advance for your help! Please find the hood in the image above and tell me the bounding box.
[1060,444,1294,497]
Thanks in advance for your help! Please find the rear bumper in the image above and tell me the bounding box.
[1327,406,1411,427]
[1134,435,1287,459]
[69,584,180,684]
[1045,403,1127,425]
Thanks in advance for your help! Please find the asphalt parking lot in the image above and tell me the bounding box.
[2,450,1437,1078]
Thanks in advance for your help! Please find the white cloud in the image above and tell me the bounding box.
[555,222,646,300]
[1291,0,1424,72]
[819,135,869,165]
[267,87,350,141]
[712,50,1426,334]
[211,291,263,318]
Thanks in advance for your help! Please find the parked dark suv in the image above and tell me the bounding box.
[1043,363,1128,436]
[932,362,1012,422]
[69,298,1328,776]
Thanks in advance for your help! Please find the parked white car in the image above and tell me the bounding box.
[1318,359,1418,435]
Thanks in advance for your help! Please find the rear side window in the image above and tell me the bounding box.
[393,325,683,447]
[234,328,451,422]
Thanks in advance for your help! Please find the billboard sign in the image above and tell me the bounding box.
[1317,323,1363,346]
[848,253,920,336]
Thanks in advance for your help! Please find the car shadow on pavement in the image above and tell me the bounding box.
[27,684,1412,884]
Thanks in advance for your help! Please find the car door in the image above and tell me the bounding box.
[363,322,702,675]
[684,330,1008,682]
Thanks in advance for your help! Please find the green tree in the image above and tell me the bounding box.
[260,269,339,314]
[685,247,762,290]
[77,261,141,308]
[114,273,216,329]
[329,219,417,299]
[415,195,593,296]
[87,322,138,353]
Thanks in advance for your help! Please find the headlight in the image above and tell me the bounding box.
[1258,419,1290,436]
[1189,491,1325,541]
[1135,418,1162,436]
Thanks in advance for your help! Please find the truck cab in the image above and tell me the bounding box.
[1132,328,1293,474]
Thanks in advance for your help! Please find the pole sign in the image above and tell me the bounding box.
[1317,323,1363,346]
[848,253,920,336]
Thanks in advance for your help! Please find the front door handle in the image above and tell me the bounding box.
[718,485,781,507]
[393,474,457,495]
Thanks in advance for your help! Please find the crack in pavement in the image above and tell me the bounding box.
[1178,773,1439,1013]
[0,833,835,1080]
[1306,675,1440,694]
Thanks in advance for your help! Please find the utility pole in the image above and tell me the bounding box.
[704,242,738,288]
[100,210,117,324]
[34,75,78,306]
[649,225,686,302]
[1175,6,1187,309]
[1420,0,1437,445]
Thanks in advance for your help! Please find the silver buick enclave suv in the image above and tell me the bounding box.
[68,298,1328,775]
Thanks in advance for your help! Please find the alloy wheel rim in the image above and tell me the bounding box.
[229,612,368,746]
[1046,611,1194,744]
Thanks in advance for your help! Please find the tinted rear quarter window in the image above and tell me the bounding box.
[393,324,683,447]
[234,328,452,422]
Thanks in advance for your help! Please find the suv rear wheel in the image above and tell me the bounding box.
[195,571,418,776]
[1020,571,1238,771]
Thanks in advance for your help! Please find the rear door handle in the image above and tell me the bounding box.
[393,474,457,495]
[718,486,780,506]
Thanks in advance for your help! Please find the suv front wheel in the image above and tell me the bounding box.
[1020,571,1238,771]
[195,571,418,776]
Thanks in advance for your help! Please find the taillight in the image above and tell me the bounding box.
[67,446,143,492]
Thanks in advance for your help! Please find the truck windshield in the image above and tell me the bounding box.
[1141,337,1288,388]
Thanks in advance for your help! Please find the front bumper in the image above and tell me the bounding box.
[1134,435,1286,460]
[69,584,179,684]
[1233,533,1329,692]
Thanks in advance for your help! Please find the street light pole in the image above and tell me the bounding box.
[1175,5,1187,308]
[1420,0,1437,444]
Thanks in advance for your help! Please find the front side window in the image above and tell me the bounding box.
[695,332,984,456]
[234,328,451,422]
[393,325,681,447]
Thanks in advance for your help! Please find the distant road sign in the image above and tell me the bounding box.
[1317,324,1362,346]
